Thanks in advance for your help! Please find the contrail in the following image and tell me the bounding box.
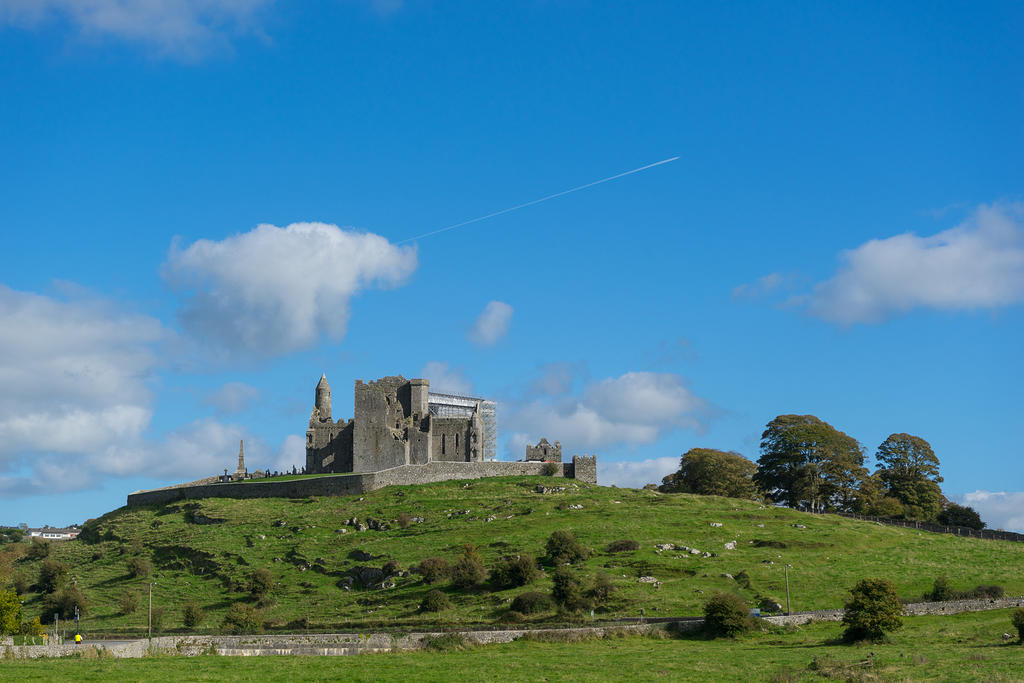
[397,156,679,244]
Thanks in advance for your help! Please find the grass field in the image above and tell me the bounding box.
[4,476,1023,634]
[4,609,1023,681]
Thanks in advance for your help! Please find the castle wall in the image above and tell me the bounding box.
[572,455,598,484]
[431,417,471,461]
[126,460,594,507]
[306,420,353,474]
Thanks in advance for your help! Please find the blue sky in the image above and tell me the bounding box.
[1,1,1021,531]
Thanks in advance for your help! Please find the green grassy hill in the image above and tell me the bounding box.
[9,476,1024,633]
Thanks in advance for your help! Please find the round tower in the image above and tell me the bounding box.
[315,373,331,419]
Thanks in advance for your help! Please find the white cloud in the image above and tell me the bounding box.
[504,371,712,453]
[598,457,679,489]
[164,222,417,355]
[959,490,1024,534]
[530,362,577,396]
[204,381,260,414]
[272,434,305,474]
[732,272,788,299]
[0,0,274,60]
[0,284,286,496]
[800,203,1024,324]
[468,300,513,346]
[420,361,473,396]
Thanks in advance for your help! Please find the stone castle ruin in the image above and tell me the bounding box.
[305,375,497,474]
[126,374,596,507]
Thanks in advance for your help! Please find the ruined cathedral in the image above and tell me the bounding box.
[306,375,497,474]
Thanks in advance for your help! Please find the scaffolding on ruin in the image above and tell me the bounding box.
[428,392,498,461]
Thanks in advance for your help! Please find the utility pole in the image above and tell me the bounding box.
[785,565,792,615]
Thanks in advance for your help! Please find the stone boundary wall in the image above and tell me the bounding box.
[759,596,1024,627]
[127,461,586,507]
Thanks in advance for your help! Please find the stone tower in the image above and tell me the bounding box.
[315,373,331,419]
[235,440,246,478]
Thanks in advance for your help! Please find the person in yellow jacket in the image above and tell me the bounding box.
[74,633,82,645]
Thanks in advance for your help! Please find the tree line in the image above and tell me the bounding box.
[657,414,985,529]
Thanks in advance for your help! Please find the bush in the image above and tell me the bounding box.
[419,589,452,613]
[588,572,614,605]
[542,462,560,476]
[13,574,29,596]
[971,584,1005,599]
[703,592,753,638]
[551,567,587,610]
[1011,608,1024,643]
[248,568,274,598]
[38,559,69,593]
[26,538,50,560]
[545,530,590,565]
[842,578,903,642]
[0,588,22,636]
[43,585,87,621]
[126,556,152,579]
[417,557,450,584]
[450,545,486,589]
[605,539,640,553]
[120,591,140,615]
[928,575,955,602]
[397,513,412,529]
[490,554,540,589]
[150,606,165,632]
[20,617,44,637]
[183,602,205,628]
[222,603,263,634]
[511,591,552,615]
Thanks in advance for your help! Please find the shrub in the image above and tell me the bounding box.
[1011,608,1024,643]
[126,556,152,579]
[703,592,752,638]
[498,610,524,624]
[419,589,452,613]
[183,602,205,629]
[511,591,552,615]
[928,575,955,602]
[450,545,486,589]
[842,578,903,642]
[605,539,640,553]
[551,567,586,610]
[417,557,450,584]
[397,513,413,529]
[589,572,615,605]
[422,633,468,651]
[222,603,263,634]
[12,574,29,596]
[972,584,1005,599]
[20,617,44,637]
[38,559,69,593]
[490,554,540,589]
[248,568,274,598]
[0,588,22,636]
[545,530,589,565]
[120,591,140,615]
[542,462,560,476]
[26,538,50,560]
[150,606,166,632]
[43,586,87,621]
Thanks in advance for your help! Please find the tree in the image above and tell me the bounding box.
[38,559,69,593]
[754,415,867,512]
[660,448,758,499]
[702,592,753,638]
[551,567,584,610]
[937,503,985,530]
[222,603,263,634]
[489,554,539,588]
[875,434,944,521]
[183,602,206,628]
[841,578,903,641]
[544,530,589,565]
[0,588,22,636]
